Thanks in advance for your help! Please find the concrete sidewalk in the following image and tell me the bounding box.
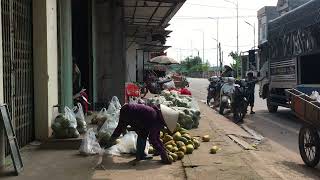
[180,102,265,180]
[1,101,278,180]
[91,102,277,180]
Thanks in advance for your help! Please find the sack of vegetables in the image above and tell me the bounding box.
[51,107,80,139]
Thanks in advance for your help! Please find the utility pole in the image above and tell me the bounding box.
[219,43,222,72]
[236,0,239,78]
[254,23,256,49]
[191,40,193,56]
[208,17,219,73]
[224,0,239,76]
[236,0,239,55]
[217,19,219,74]
[202,31,205,64]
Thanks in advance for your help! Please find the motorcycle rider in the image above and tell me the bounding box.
[221,65,234,77]
[207,76,219,105]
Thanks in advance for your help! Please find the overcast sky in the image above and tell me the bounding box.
[166,0,278,66]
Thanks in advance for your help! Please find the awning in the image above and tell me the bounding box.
[126,25,172,44]
[139,43,171,52]
[124,0,185,46]
[123,0,185,27]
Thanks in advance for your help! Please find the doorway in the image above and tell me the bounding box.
[72,0,93,107]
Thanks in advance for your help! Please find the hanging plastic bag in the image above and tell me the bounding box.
[79,128,104,156]
[74,103,87,134]
[105,131,150,156]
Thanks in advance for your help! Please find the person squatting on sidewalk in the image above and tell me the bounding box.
[106,103,179,165]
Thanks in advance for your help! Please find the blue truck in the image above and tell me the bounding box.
[259,0,320,113]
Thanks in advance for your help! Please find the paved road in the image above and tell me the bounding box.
[188,78,320,179]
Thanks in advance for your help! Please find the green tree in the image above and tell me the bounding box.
[170,56,210,75]
[229,51,241,78]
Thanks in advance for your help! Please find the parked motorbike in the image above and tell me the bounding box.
[207,76,221,106]
[73,88,90,114]
[219,78,235,115]
[233,79,249,123]
[219,78,248,123]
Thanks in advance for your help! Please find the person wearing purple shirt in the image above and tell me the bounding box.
[107,103,178,165]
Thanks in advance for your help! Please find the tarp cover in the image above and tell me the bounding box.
[268,0,320,60]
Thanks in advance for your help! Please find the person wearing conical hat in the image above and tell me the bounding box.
[106,103,179,165]
[221,65,234,77]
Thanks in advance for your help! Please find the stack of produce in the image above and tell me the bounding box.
[52,114,80,139]
[147,90,201,130]
[174,107,201,130]
[148,124,201,163]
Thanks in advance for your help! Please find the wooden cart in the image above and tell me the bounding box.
[286,89,320,167]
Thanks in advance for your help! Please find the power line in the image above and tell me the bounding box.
[223,44,251,48]
[185,2,256,11]
[170,48,217,51]
[173,15,256,20]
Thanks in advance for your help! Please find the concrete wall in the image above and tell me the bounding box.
[93,0,112,104]
[0,2,4,169]
[136,50,144,82]
[110,0,126,104]
[33,0,59,140]
[126,42,138,82]
[93,0,126,105]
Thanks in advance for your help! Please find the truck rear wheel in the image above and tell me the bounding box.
[267,97,278,113]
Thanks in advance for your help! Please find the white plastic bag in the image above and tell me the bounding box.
[310,91,320,100]
[97,108,108,118]
[51,106,79,139]
[75,103,86,122]
[74,103,87,134]
[110,96,122,110]
[107,103,117,116]
[64,107,77,129]
[98,113,118,137]
[105,131,150,156]
[79,128,103,155]
[163,81,176,90]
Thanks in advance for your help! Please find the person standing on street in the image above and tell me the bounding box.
[106,103,179,165]
[246,72,258,114]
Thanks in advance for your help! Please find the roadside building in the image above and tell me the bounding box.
[0,0,185,169]
[254,0,311,75]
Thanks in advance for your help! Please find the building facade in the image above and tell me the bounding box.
[256,0,311,71]
[0,0,185,168]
